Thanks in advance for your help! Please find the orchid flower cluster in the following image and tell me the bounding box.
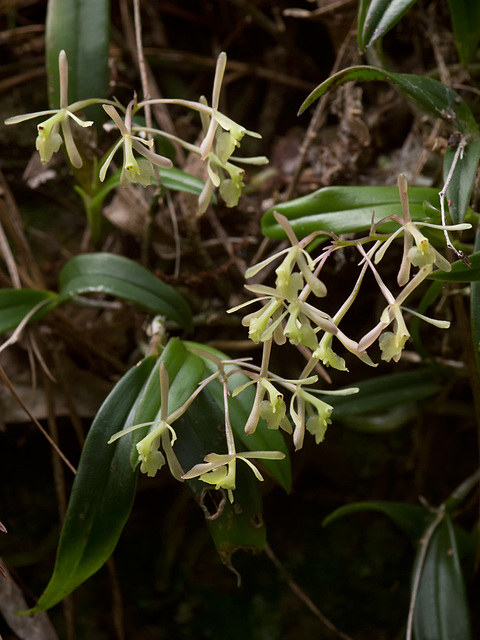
[234,174,469,369]
[108,173,467,502]
[5,51,470,503]
[108,357,287,504]
[4,50,267,213]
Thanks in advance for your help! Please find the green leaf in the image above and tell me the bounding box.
[323,368,444,432]
[129,338,206,468]
[58,253,193,331]
[360,0,418,49]
[429,251,480,282]
[158,167,215,198]
[86,167,212,211]
[323,501,431,545]
[0,289,59,335]
[357,0,370,50]
[26,356,156,613]
[185,342,292,493]
[261,185,440,241]
[471,233,480,373]
[298,66,479,137]
[46,0,109,118]
[129,338,270,559]
[447,0,480,65]
[444,139,480,224]
[413,513,472,640]
[173,387,267,560]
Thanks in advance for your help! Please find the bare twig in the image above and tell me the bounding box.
[438,135,470,264]
[0,222,21,288]
[143,48,314,92]
[0,169,45,289]
[265,543,356,640]
[165,190,182,279]
[284,0,356,19]
[133,0,152,130]
[285,18,356,200]
[0,364,76,475]
[107,557,126,640]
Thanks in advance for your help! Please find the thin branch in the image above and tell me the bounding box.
[133,0,152,130]
[439,136,470,264]
[0,364,76,475]
[284,17,356,200]
[265,543,356,640]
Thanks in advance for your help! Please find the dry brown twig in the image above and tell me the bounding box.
[285,17,357,201]
[265,543,356,640]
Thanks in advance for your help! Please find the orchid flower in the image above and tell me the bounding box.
[4,50,96,168]
[182,450,286,503]
[357,244,450,362]
[182,371,285,502]
[108,363,220,481]
[138,52,268,213]
[374,174,471,286]
[99,102,173,186]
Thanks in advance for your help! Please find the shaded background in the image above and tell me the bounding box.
[0,0,479,638]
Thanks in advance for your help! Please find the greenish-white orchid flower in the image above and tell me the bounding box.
[182,450,285,503]
[358,244,450,362]
[100,102,173,187]
[108,362,219,481]
[290,386,333,450]
[182,371,285,502]
[140,52,267,213]
[198,52,262,162]
[374,174,471,286]
[231,340,293,435]
[4,50,95,168]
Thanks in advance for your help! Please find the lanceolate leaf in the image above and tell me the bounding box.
[27,356,156,613]
[471,233,480,373]
[323,501,432,545]
[360,0,418,49]
[0,289,58,335]
[46,0,109,117]
[58,253,193,331]
[413,513,472,640]
[446,0,480,65]
[298,66,479,138]
[261,185,440,241]
[444,139,480,224]
[429,251,480,282]
[157,167,213,197]
[322,368,444,419]
[82,167,212,212]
